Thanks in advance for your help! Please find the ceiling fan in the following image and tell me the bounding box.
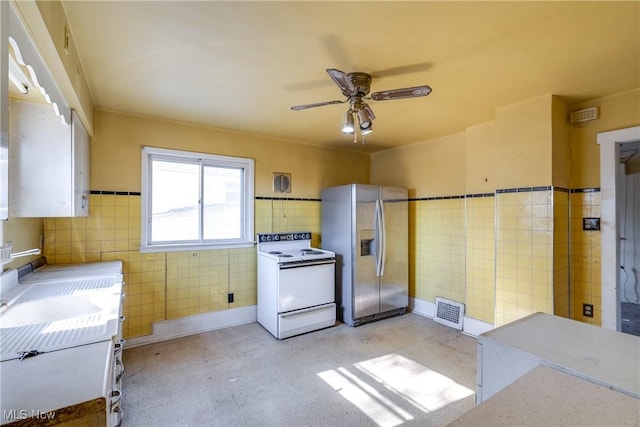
[291,68,432,143]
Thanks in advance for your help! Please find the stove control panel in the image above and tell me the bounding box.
[257,232,311,242]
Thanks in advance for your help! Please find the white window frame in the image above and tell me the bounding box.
[141,146,254,252]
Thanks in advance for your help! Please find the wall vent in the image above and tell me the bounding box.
[434,297,465,330]
[273,172,291,193]
[569,107,599,124]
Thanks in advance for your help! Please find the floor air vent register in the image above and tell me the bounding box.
[434,297,465,330]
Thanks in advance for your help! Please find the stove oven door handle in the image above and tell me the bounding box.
[278,259,336,269]
[281,304,333,318]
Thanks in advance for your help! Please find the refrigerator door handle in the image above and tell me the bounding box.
[379,198,386,277]
[375,200,383,277]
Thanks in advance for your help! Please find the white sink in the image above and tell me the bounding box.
[0,293,116,328]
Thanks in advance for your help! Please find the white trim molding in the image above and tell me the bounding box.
[409,296,494,337]
[597,126,640,331]
[125,305,257,348]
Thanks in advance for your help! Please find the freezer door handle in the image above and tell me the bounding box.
[375,200,385,277]
[379,198,386,277]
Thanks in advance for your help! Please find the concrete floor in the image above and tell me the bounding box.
[122,313,477,427]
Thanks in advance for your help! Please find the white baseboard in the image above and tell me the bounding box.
[409,296,494,337]
[462,316,494,337]
[409,296,435,318]
[125,305,257,348]
[126,298,495,348]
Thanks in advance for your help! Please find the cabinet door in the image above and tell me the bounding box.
[72,110,89,216]
[9,100,88,217]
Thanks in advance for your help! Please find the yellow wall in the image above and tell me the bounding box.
[552,96,570,188]
[495,189,553,326]
[569,190,601,325]
[461,195,495,323]
[372,90,639,328]
[1,217,42,270]
[41,110,369,338]
[494,95,553,189]
[465,122,497,194]
[553,189,570,318]
[410,197,466,305]
[92,110,369,197]
[43,194,323,337]
[566,89,639,324]
[370,132,465,198]
[372,95,559,327]
[14,89,640,337]
[569,89,640,189]
[6,0,640,339]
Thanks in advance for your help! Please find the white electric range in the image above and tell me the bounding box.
[257,232,336,339]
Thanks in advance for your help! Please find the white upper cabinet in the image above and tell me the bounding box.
[9,100,89,217]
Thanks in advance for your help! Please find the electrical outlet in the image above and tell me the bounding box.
[583,303,594,318]
[228,293,234,304]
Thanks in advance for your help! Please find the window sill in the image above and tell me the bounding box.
[139,241,256,253]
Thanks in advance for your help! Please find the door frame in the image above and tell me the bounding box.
[597,126,640,330]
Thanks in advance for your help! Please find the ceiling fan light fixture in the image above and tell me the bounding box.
[360,121,373,135]
[357,108,373,129]
[342,110,355,134]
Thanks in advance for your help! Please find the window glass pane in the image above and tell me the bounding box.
[151,159,200,242]
[203,165,242,239]
[141,146,253,251]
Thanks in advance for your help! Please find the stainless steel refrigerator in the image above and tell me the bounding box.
[321,184,408,326]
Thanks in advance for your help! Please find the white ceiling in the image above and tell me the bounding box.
[61,1,640,153]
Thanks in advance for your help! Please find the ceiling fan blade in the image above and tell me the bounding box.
[370,85,432,101]
[372,62,432,78]
[326,68,357,96]
[291,100,344,111]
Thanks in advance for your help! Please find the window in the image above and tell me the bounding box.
[141,147,254,252]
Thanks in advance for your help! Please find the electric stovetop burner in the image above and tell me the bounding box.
[269,251,293,257]
[301,249,325,255]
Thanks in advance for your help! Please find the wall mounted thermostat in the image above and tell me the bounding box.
[583,217,600,231]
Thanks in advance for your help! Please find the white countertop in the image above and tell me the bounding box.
[480,312,640,397]
[0,277,123,361]
[0,340,114,425]
[450,365,640,427]
[23,261,123,282]
[0,261,124,425]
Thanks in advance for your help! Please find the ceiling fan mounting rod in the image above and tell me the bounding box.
[349,97,364,110]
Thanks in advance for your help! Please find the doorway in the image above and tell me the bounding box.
[598,126,640,334]
[618,141,640,336]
